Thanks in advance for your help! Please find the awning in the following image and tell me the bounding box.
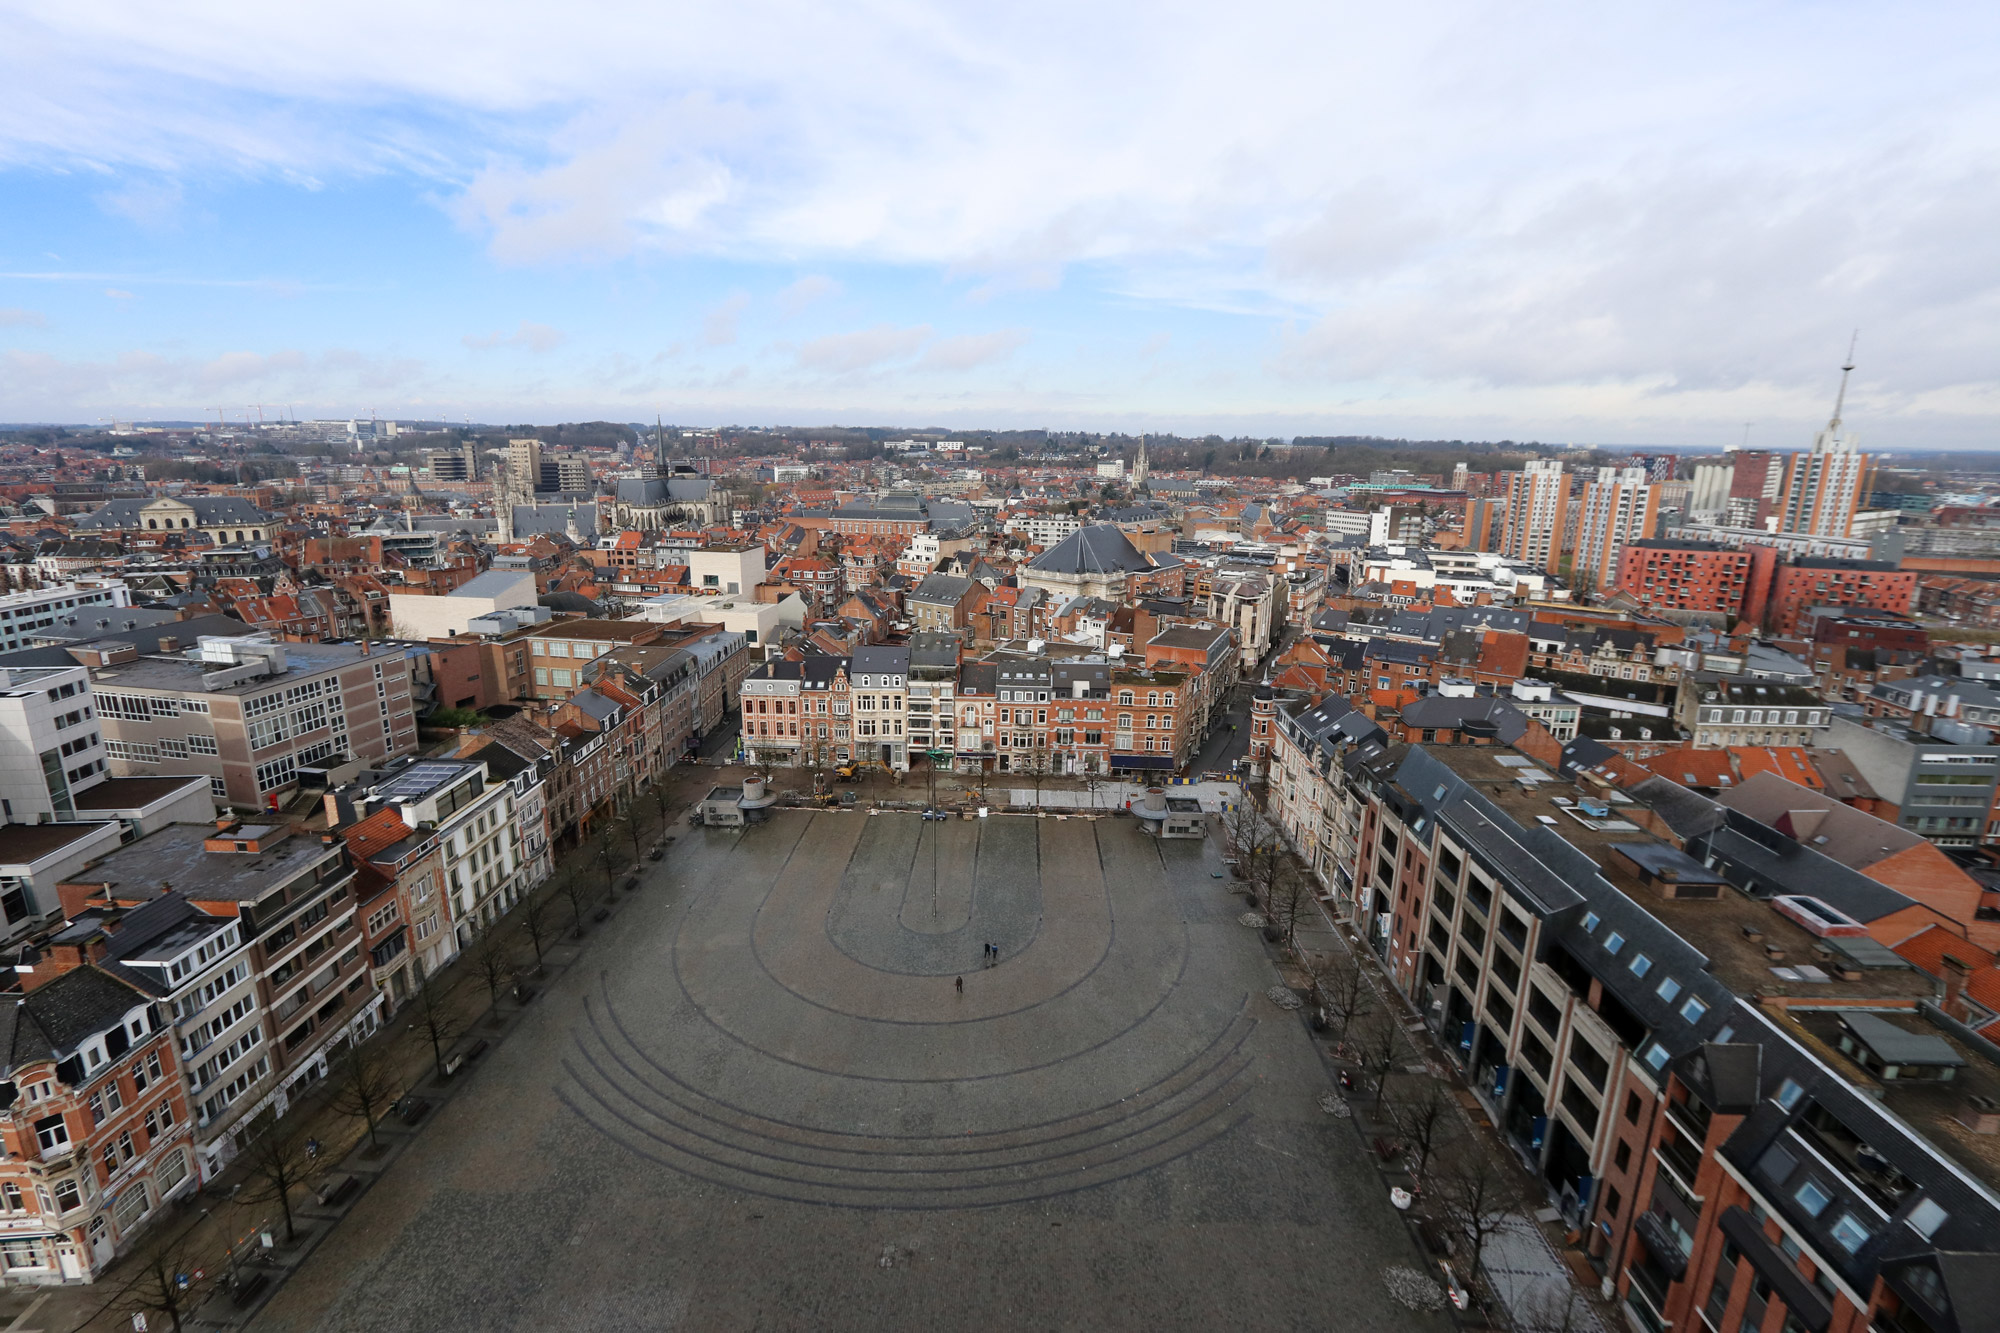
[1111,754,1175,770]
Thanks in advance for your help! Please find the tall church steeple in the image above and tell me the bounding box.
[1132,433,1149,488]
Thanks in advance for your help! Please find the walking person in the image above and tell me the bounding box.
[955,975,963,995]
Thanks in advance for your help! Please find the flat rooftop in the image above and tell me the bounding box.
[1776,1003,2000,1195]
[73,821,339,904]
[72,776,211,810]
[86,639,375,695]
[0,822,115,866]
[1422,745,1933,1002]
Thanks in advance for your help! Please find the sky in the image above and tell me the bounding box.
[2,2,1998,449]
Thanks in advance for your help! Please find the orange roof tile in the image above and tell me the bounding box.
[1730,747,1824,789]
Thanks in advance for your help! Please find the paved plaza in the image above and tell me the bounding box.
[255,810,1447,1331]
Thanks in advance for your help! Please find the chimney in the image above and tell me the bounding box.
[1941,953,1974,1023]
[15,939,92,991]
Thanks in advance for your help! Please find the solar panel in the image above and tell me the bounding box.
[376,762,467,800]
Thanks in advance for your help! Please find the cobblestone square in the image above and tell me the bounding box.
[256,810,1444,1332]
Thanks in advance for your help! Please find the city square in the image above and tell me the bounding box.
[253,808,1443,1332]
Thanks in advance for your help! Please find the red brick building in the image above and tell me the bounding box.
[1763,558,1916,636]
[1614,540,1778,625]
[0,961,197,1282]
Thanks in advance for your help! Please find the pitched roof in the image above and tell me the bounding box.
[1025,524,1153,576]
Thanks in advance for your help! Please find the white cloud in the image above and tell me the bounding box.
[702,293,750,346]
[0,345,443,417]
[8,5,2000,438]
[777,274,840,317]
[462,320,565,352]
[918,328,1027,372]
[794,324,931,375]
[103,289,135,301]
[0,309,45,328]
[95,177,185,229]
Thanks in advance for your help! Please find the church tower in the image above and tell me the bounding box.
[1132,433,1149,488]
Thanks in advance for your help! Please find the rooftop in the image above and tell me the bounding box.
[85,636,373,695]
[0,821,116,867]
[71,775,212,811]
[72,821,341,905]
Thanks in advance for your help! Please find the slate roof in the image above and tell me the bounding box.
[1026,524,1154,576]
[0,966,150,1073]
[76,496,270,530]
[908,573,975,606]
[851,646,910,679]
[1399,694,1529,743]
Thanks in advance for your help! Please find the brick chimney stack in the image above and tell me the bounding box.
[1941,953,1974,1023]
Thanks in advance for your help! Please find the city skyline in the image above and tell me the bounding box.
[4,4,2000,446]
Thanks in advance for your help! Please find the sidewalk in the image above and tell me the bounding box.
[0,770,712,1333]
[1256,854,1609,1331]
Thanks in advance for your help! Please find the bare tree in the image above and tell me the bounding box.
[594,818,620,901]
[518,886,559,974]
[1264,851,1315,951]
[1430,1141,1526,1311]
[469,923,515,1018]
[1386,1075,1458,1186]
[1025,745,1051,810]
[1316,949,1375,1050]
[119,1239,209,1333]
[1222,792,1277,892]
[327,1043,401,1150]
[406,968,461,1082]
[1355,1009,1405,1108]
[235,1126,314,1244]
[557,858,590,938]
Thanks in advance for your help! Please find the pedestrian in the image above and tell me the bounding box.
[306,1137,319,1161]
[955,976,964,994]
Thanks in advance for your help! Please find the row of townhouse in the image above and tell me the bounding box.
[0,809,383,1285]
[0,685,649,1286]
[1267,708,2000,1333]
[739,631,1230,779]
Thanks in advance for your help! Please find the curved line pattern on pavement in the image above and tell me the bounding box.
[560,810,1256,1209]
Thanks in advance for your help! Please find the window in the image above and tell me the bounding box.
[1643,1042,1669,1071]
[1681,996,1708,1025]
[52,1178,81,1213]
[156,1148,188,1195]
[1623,1091,1642,1124]
[1774,1078,1805,1111]
[1629,953,1651,978]
[1582,911,1600,933]
[112,1181,150,1230]
[1828,1213,1871,1254]
[1794,1180,1831,1217]
[34,1116,70,1154]
[210,776,229,801]
[187,734,218,755]
[1603,931,1625,955]
[1656,977,1681,1003]
[1,1241,42,1270]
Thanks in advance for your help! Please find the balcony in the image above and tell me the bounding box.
[1624,1254,1676,1323]
[1654,1136,1705,1203]
[1665,1095,1711,1147]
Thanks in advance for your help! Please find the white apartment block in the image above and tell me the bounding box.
[1004,514,1083,548]
[0,583,133,654]
[0,665,109,824]
[1573,467,1658,590]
